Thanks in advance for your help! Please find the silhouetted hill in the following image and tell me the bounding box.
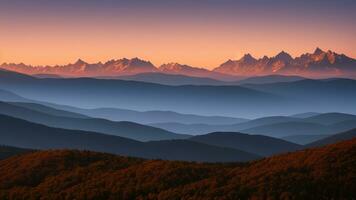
[282,134,329,145]
[11,102,89,119]
[189,132,301,156]
[0,101,188,141]
[150,114,356,135]
[290,112,321,118]
[104,72,229,86]
[243,78,356,115]
[306,128,356,147]
[0,146,32,160]
[0,114,259,162]
[238,75,306,84]
[242,120,356,138]
[0,89,29,102]
[0,87,249,125]
[242,121,328,137]
[303,112,356,125]
[1,68,355,117]
[0,138,354,199]
[32,74,63,78]
[43,103,248,125]
[0,74,291,118]
[149,116,301,135]
[0,68,36,82]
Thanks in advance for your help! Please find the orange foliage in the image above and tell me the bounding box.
[0,139,355,200]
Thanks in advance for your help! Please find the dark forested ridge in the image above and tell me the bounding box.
[0,138,355,200]
[0,146,32,160]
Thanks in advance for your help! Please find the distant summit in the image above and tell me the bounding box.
[159,63,212,77]
[1,48,355,78]
[0,58,157,77]
[214,48,356,78]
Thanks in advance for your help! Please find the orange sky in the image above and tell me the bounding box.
[0,0,355,69]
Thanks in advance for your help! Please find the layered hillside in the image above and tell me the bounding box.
[0,138,354,199]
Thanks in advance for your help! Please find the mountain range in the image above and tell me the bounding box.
[215,48,356,78]
[1,48,355,78]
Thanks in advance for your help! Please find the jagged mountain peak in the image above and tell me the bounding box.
[73,59,87,65]
[239,54,257,63]
[313,47,325,55]
[214,48,356,77]
[274,51,293,62]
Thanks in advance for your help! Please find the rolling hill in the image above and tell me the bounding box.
[42,103,249,125]
[150,114,356,137]
[0,89,30,102]
[0,137,354,199]
[104,72,229,86]
[1,68,356,118]
[0,114,259,162]
[242,120,356,138]
[306,128,356,147]
[0,146,32,160]
[237,74,306,84]
[0,69,292,118]
[10,102,89,119]
[243,78,356,115]
[282,134,329,145]
[189,132,302,156]
[303,112,356,125]
[0,101,188,141]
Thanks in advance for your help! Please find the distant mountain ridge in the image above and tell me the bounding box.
[0,114,260,162]
[0,58,158,77]
[1,48,355,78]
[214,48,356,78]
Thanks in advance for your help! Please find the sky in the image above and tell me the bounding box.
[0,0,355,69]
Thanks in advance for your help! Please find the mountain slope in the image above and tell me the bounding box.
[11,102,89,119]
[0,114,259,162]
[45,105,248,125]
[0,101,188,141]
[242,121,329,137]
[290,112,321,118]
[0,89,30,102]
[0,138,354,199]
[306,128,356,147]
[242,120,356,138]
[238,74,306,84]
[108,72,229,86]
[189,132,302,156]
[243,78,356,115]
[282,134,329,145]
[149,116,301,135]
[150,113,356,136]
[303,112,356,125]
[0,87,249,125]
[0,146,32,160]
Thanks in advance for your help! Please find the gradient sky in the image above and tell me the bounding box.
[0,0,355,69]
